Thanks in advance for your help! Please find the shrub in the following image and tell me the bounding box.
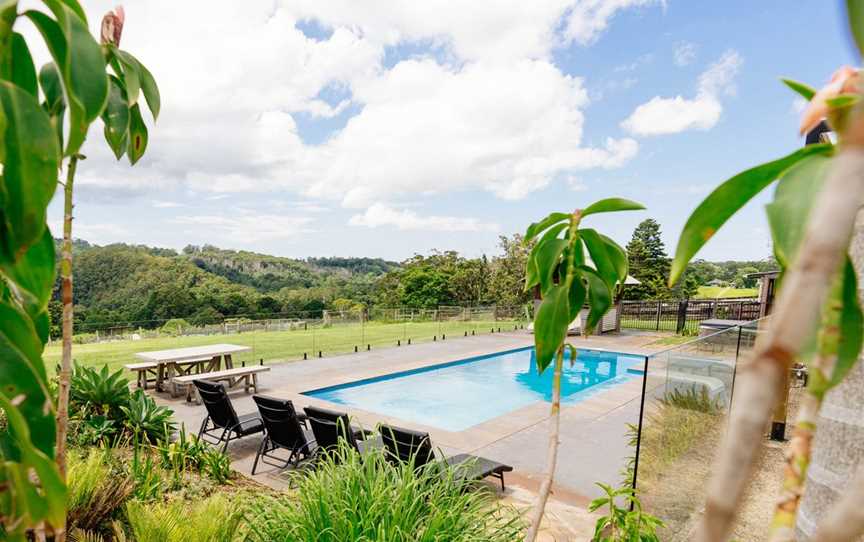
[158,429,232,486]
[590,483,664,541]
[660,387,722,414]
[120,389,175,443]
[242,445,524,542]
[70,364,131,419]
[125,495,242,542]
[161,318,190,336]
[67,449,134,533]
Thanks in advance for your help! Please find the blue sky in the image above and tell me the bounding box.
[47,1,855,262]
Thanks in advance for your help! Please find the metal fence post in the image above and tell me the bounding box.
[631,354,650,509]
[655,300,662,331]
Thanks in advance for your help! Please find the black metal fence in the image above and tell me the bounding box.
[619,298,761,334]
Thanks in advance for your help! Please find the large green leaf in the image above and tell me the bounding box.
[534,284,570,373]
[765,153,831,267]
[670,144,833,285]
[582,267,612,335]
[120,50,160,120]
[525,212,569,242]
[568,272,587,322]
[0,228,55,319]
[580,228,618,290]
[0,81,60,264]
[38,62,65,149]
[10,32,37,97]
[127,103,148,164]
[599,233,628,283]
[536,238,567,295]
[847,0,864,57]
[525,222,569,291]
[0,391,66,536]
[26,3,108,155]
[0,299,55,456]
[114,49,141,107]
[102,76,129,159]
[831,258,864,386]
[581,197,645,218]
[781,78,816,101]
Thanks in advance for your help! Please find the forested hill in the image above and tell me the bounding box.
[181,245,398,291]
[51,240,401,334]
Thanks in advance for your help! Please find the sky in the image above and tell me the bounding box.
[35,1,858,262]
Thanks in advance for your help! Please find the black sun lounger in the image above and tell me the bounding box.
[379,424,513,491]
[251,395,316,473]
[194,379,264,452]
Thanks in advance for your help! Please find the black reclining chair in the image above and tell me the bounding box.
[379,423,513,491]
[194,379,264,452]
[251,395,315,473]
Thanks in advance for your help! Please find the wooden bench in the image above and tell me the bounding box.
[171,365,270,403]
[125,356,214,390]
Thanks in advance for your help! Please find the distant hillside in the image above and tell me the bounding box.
[181,245,397,292]
[50,241,398,335]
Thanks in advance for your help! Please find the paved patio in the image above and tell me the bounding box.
[153,329,668,507]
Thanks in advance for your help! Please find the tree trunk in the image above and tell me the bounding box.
[55,157,78,482]
[795,210,864,540]
[524,349,564,542]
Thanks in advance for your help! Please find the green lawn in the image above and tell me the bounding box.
[694,286,757,299]
[45,319,521,374]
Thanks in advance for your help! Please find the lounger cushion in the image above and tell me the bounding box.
[444,453,513,482]
[235,412,265,436]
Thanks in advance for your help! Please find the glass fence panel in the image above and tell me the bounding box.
[634,319,765,540]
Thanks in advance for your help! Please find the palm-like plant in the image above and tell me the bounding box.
[69,364,131,418]
[521,198,644,541]
[120,390,175,443]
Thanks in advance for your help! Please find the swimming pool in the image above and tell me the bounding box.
[303,347,645,431]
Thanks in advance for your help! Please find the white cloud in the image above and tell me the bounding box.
[673,41,697,66]
[38,0,658,222]
[621,50,742,136]
[349,203,499,232]
[562,0,662,46]
[153,200,184,208]
[172,213,315,242]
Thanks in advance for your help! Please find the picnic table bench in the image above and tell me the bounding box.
[132,344,251,391]
[125,356,213,389]
[172,365,270,403]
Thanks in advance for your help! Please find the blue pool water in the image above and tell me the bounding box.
[303,347,644,431]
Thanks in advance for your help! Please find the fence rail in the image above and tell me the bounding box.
[619,298,761,334]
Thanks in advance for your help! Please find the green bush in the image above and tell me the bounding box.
[125,495,242,542]
[660,387,722,414]
[590,483,664,541]
[67,449,134,534]
[120,389,176,443]
[158,429,232,486]
[242,445,524,542]
[70,364,131,419]
[160,318,191,336]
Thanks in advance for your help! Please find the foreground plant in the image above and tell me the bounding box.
[668,3,864,540]
[521,197,644,541]
[590,483,664,542]
[243,444,523,542]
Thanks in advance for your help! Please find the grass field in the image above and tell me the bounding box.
[45,319,521,374]
[694,286,758,299]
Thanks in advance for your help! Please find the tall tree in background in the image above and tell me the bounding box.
[624,218,671,299]
[489,234,534,307]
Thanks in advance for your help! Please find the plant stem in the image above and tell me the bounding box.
[768,275,842,542]
[524,210,582,542]
[55,155,79,484]
[694,124,864,542]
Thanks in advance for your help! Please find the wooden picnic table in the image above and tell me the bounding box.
[134,343,251,392]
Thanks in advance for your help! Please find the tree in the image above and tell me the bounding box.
[522,198,645,541]
[624,219,672,299]
[489,234,534,307]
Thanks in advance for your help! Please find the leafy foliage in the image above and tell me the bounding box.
[120,389,175,443]
[70,363,131,418]
[66,449,134,534]
[590,483,665,542]
[524,199,644,371]
[125,495,242,542]
[243,444,523,542]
